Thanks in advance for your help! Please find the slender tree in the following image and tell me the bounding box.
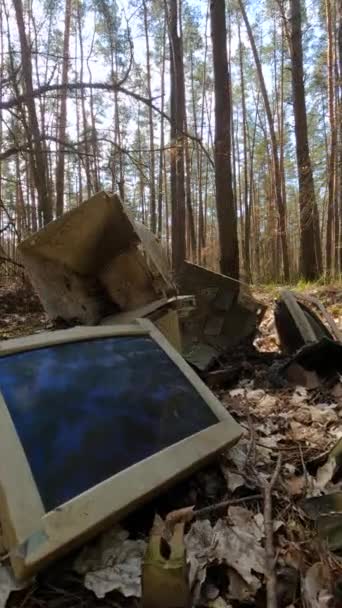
[56,0,72,217]
[167,0,186,274]
[210,0,239,279]
[238,0,289,281]
[143,0,157,232]
[288,0,322,278]
[13,0,52,225]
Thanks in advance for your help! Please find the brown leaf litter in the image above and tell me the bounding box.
[1,282,342,608]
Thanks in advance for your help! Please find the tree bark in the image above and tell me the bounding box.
[238,20,251,281]
[143,0,156,232]
[289,0,322,279]
[157,18,167,238]
[338,0,342,271]
[56,0,72,217]
[167,0,186,275]
[325,0,337,274]
[210,0,239,279]
[13,0,52,225]
[238,0,289,282]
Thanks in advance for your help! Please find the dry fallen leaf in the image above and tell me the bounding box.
[185,519,214,593]
[246,389,265,402]
[291,388,308,406]
[302,563,332,607]
[315,458,337,493]
[255,394,278,416]
[286,475,307,497]
[74,526,146,599]
[213,508,266,594]
[220,466,245,493]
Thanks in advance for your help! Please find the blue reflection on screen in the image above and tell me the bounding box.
[0,336,218,511]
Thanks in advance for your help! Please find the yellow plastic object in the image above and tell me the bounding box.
[142,517,190,608]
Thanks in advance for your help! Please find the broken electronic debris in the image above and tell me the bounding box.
[275,290,342,385]
[177,262,266,372]
[0,320,241,580]
[18,192,175,325]
[100,295,196,353]
[275,290,336,354]
[17,192,265,366]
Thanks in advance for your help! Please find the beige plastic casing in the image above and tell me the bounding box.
[0,319,241,579]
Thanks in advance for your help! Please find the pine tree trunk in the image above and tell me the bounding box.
[238,0,289,281]
[77,4,92,198]
[143,0,156,232]
[337,0,342,272]
[13,0,52,225]
[325,0,337,275]
[56,0,72,217]
[167,0,186,274]
[289,0,322,279]
[157,18,166,238]
[238,20,251,281]
[210,0,239,279]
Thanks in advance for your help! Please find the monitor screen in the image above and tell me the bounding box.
[0,336,218,512]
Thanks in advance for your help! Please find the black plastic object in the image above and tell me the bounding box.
[275,298,333,355]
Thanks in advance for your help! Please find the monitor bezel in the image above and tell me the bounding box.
[0,319,241,579]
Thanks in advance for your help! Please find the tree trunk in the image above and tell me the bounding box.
[238,0,289,281]
[210,0,239,279]
[289,0,322,279]
[13,0,52,225]
[77,4,92,198]
[56,0,72,217]
[157,18,167,238]
[325,0,337,275]
[338,0,342,271]
[143,0,156,232]
[167,0,186,275]
[238,20,251,282]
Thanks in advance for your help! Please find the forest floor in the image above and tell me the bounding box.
[1,276,342,608]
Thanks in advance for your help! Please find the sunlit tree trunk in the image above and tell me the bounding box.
[56,0,72,217]
[143,0,156,232]
[325,0,337,274]
[167,0,186,274]
[13,0,52,225]
[210,0,239,279]
[289,0,322,279]
[238,0,289,282]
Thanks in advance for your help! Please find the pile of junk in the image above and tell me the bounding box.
[18,191,342,384]
[4,191,341,608]
[18,191,266,374]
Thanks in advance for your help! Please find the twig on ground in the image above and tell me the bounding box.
[194,493,263,520]
[0,255,24,269]
[298,442,310,495]
[245,406,257,471]
[263,453,282,608]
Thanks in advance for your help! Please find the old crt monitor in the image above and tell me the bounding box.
[0,319,241,579]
